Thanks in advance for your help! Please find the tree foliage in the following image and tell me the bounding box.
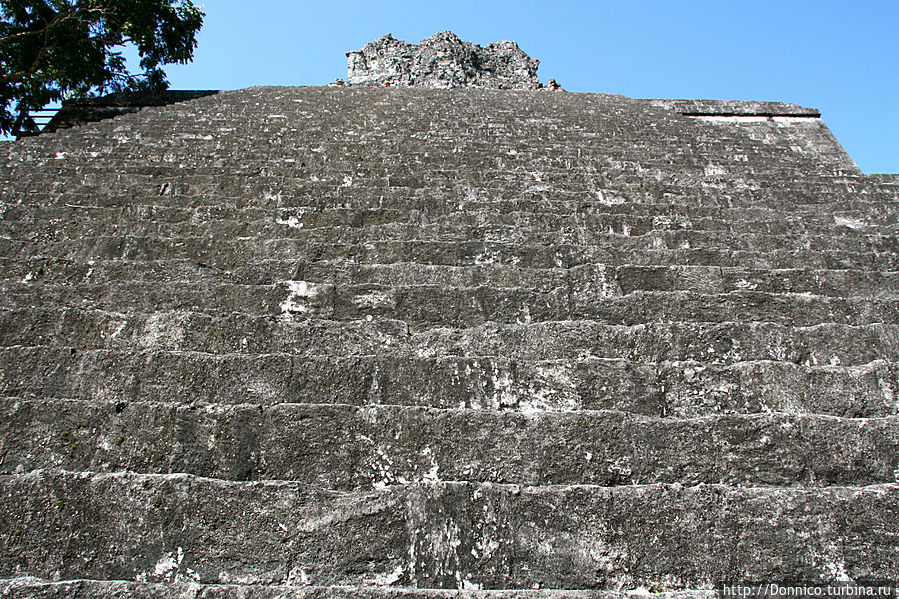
[0,0,204,135]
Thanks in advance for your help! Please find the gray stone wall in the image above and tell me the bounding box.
[0,85,897,592]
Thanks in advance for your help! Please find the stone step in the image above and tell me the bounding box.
[3,185,896,248]
[5,174,896,220]
[0,146,884,182]
[0,157,882,185]
[3,124,862,166]
[3,398,897,487]
[5,201,896,239]
[0,579,718,599]
[3,348,895,418]
[22,145,858,183]
[8,119,861,159]
[4,258,899,299]
[1,157,808,179]
[1,309,896,365]
[3,215,896,255]
[2,236,896,271]
[6,185,895,225]
[10,161,834,184]
[2,281,897,327]
[1,115,865,169]
[0,172,791,205]
[1,470,896,587]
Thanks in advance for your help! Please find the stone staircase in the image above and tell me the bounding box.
[0,86,897,596]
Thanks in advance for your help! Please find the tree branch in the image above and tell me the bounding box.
[0,6,117,85]
[0,7,72,45]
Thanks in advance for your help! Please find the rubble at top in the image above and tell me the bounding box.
[340,32,558,90]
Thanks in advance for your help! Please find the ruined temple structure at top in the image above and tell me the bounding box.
[1,32,898,597]
[342,32,546,89]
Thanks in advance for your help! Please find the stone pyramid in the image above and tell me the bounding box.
[1,37,898,597]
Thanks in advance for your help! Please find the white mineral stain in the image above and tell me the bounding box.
[773,116,817,125]
[279,280,325,314]
[421,447,440,483]
[370,445,397,490]
[821,551,853,582]
[353,290,395,309]
[490,368,517,409]
[262,190,282,204]
[595,265,622,297]
[834,215,866,230]
[153,552,178,577]
[182,568,200,582]
[217,571,262,585]
[367,564,404,586]
[287,567,310,585]
[139,312,187,350]
[107,320,127,340]
[276,211,305,229]
[136,546,197,583]
[696,116,768,124]
[519,362,577,413]
[595,189,625,206]
[608,457,633,478]
[516,304,532,325]
[474,249,501,266]
[554,252,565,268]
[877,375,896,410]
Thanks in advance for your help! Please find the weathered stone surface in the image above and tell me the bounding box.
[2,398,897,487]
[5,236,898,271]
[3,280,898,327]
[2,472,898,588]
[5,259,899,299]
[0,579,715,599]
[651,99,821,117]
[2,308,895,365]
[2,348,895,417]
[1,83,897,593]
[345,33,542,89]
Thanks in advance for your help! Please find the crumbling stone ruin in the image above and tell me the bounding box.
[343,31,545,89]
[1,38,898,598]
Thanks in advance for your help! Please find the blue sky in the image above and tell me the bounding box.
[163,1,894,173]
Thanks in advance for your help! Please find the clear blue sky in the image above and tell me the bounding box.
[163,1,894,173]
